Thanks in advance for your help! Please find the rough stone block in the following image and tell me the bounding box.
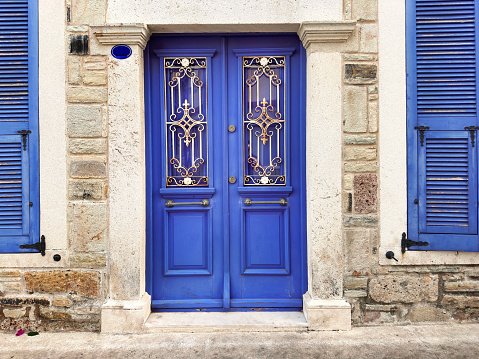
[83,57,107,71]
[466,270,479,278]
[68,57,81,85]
[3,308,26,319]
[344,192,352,213]
[344,229,370,275]
[344,135,376,145]
[68,105,103,137]
[442,295,479,308]
[444,281,479,292]
[345,64,377,84]
[0,297,50,307]
[369,275,439,303]
[344,162,378,172]
[40,307,73,321]
[365,304,397,312]
[368,85,378,94]
[344,0,352,20]
[344,290,367,298]
[75,306,101,315]
[69,34,89,55]
[83,71,107,86]
[69,138,107,154]
[3,282,21,293]
[343,214,378,227]
[360,24,378,53]
[344,146,376,161]
[69,202,107,252]
[344,54,376,62]
[68,180,105,200]
[363,311,396,324]
[352,0,377,21]
[354,174,378,214]
[368,101,378,132]
[408,306,450,323]
[25,271,101,298]
[67,26,89,32]
[70,0,107,25]
[67,87,107,103]
[0,270,21,278]
[70,160,106,179]
[344,174,354,190]
[343,86,368,133]
[53,296,73,308]
[70,253,107,269]
[344,276,368,289]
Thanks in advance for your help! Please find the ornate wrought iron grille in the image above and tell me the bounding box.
[243,56,286,185]
[164,57,208,187]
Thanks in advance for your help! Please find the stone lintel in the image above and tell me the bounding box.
[91,24,151,50]
[101,292,151,333]
[297,21,357,49]
[303,292,352,331]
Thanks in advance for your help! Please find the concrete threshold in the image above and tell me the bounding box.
[143,311,308,332]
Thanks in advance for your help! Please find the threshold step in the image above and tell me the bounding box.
[143,312,308,333]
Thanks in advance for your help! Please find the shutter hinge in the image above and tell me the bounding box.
[19,235,46,256]
[401,232,429,254]
[17,130,31,151]
[465,126,479,147]
[414,126,429,147]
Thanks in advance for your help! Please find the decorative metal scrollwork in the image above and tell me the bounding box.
[165,57,208,187]
[243,56,286,186]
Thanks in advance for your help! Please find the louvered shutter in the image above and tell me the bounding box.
[0,0,38,253]
[407,0,479,251]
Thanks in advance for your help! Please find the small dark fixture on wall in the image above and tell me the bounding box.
[111,44,132,59]
[385,251,398,262]
[53,254,61,262]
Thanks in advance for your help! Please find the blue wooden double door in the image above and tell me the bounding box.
[146,35,306,310]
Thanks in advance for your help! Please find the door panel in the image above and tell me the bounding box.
[146,35,305,310]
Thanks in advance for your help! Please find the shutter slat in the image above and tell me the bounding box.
[419,132,478,235]
[0,0,28,123]
[416,0,477,115]
[0,140,22,229]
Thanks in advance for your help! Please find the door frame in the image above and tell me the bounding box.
[144,34,308,310]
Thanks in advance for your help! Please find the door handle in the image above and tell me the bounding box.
[244,198,287,206]
[166,199,210,208]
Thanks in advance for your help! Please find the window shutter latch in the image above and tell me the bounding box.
[414,126,429,147]
[401,232,429,254]
[464,126,479,147]
[17,130,31,151]
[19,235,46,256]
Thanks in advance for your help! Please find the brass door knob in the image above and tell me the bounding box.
[228,125,236,133]
[228,176,237,184]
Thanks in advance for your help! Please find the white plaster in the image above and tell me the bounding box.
[303,293,351,331]
[106,40,148,300]
[144,312,308,332]
[377,1,479,265]
[106,0,342,25]
[101,293,151,333]
[305,51,344,299]
[0,250,69,268]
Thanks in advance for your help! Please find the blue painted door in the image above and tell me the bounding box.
[146,35,306,310]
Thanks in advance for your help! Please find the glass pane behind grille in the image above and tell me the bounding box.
[164,57,208,187]
[243,56,286,185]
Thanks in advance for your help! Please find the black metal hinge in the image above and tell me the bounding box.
[17,130,31,151]
[414,126,429,147]
[401,232,429,254]
[465,126,479,147]
[19,235,46,256]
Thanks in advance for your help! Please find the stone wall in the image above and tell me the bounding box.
[0,1,108,332]
[342,0,479,326]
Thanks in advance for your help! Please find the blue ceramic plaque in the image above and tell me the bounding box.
[111,44,132,59]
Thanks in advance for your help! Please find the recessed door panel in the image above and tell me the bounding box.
[165,208,212,275]
[146,35,306,310]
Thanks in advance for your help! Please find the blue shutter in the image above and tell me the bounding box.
[407,0,479,251]
[0,0,38,253]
